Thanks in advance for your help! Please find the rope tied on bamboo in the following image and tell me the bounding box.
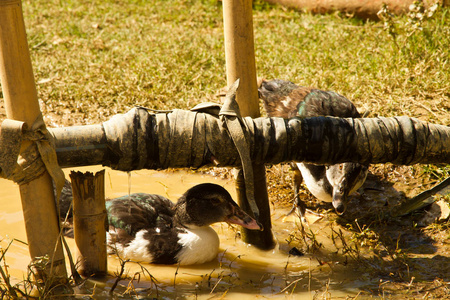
[0,116,66,202]
[103,80,261,218]
[218,79,259,219]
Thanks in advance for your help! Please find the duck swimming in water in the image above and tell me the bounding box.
[259,79,368,220]
[59,182,261,265]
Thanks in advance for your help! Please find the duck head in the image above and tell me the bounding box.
[326,163,368,215]
[258,79,298,99]
[174,183,262,230]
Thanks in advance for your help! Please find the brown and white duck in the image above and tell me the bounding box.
[259,79,368,220]
[59,182,261,265]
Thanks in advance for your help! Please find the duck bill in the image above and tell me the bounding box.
[226,206,263,231]
[332,193,347,215]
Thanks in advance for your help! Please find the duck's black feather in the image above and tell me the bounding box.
[299,89,361,118]
[259,79,360,119]
[106,193,175,237]
[105,193,186,264]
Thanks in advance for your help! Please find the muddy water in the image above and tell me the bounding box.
[0,167,363,299]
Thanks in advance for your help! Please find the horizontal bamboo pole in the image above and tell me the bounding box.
[47,107,450,170]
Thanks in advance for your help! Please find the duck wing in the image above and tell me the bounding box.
[106,193,175,237]
[259,79,360,119]
[298,89,361,118]
[106,193,185,264]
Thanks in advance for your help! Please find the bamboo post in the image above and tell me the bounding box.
[223,0,259,118]
[70,170,107,277]
[0,0,67,279]
[223,0,275,249]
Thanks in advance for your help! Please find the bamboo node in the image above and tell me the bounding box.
[0,0,21,7]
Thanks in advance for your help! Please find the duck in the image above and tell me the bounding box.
[58,182,261,265]
[258,79,368,220]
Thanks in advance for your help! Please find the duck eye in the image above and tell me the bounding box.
[210,198,223,206]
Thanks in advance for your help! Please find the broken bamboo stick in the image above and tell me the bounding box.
[70,170,107,277]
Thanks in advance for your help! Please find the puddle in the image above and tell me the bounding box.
[0,166,410,299]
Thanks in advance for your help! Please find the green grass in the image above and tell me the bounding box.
[23,0,228,124]
[19,0,450,126]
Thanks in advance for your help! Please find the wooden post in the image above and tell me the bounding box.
[0,0,67,279]
[234,166,275,248]
[223,0,275,249]
[70,170,107,277]
[223,0,259,118]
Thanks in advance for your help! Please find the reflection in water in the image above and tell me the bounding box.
[1,166,363,299]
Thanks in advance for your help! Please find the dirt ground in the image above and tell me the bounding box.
[0,97,449,298]
[266,163,450,298]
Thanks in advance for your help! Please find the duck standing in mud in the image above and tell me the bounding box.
[259,79,368,221]
[59,182,261,265]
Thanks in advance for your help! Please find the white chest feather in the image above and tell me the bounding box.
[107,227,220,265]
[107,230,154,262]
[297,163,332,202]
[176,226,220,265]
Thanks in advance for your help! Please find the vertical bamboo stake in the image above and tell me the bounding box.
[223,0,274,249]
[0,0,67,279]
[70,170,107,277]
[223,0,259,118]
